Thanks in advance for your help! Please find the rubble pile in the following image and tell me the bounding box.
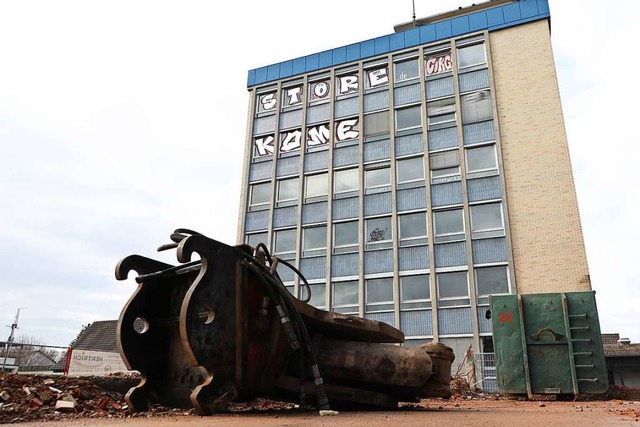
[0,372,187,424]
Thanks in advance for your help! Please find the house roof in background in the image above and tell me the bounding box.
[72,320,118,352]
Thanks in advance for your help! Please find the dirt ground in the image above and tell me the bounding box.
[5,398,639,427]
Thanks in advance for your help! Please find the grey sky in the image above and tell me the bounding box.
[0,0,638,347]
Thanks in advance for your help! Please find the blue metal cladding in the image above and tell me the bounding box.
[426,76,455,100]
[463,120,495,145]
[365,312,396,328]
[434,241,467,268]
[400,310,433,336]
[458,69,490,93]
[364,192,392,216]
[276,156,299,177]
[472,237,507,264]
[279,109,303,130]
[277,262,295,283]
[394,84,421,106]
[245,210,269,232]
[302,201,328,224]
[331,253,359,277]
[399,246,429,271]
[334,97,359,118]
[300,256,326,280]
[253,115,276,135]
[397,187,427,211]
[304,150,329,172]
[395,133,424,157]
[249,161,273,182]
[364,91,390,113]
[365,249,394,274]
[332,196,359,220]
[431,181,463,207]
[247,0,550,87]
[477,306,493,333]
[428,127,459,151]
[438,307,473,335]
[273,206,298,228]
[333,145,360,168]
[364,138,391,162]
[306,103,330,125]
[467,175,501,202]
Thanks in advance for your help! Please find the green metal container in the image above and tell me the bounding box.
[490,291,608,397]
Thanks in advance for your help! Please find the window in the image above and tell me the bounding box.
[461,90,492,123]
[475,265,509,305]
[364,110,390,138]
[366,216,392,250]
[334,168,358,196]
[304,173,328,201]
[429,150,460,183]
[397,156,424,186]
[302,226,327,257]
[437,271,470,307]
[300,282,326,309]
[433,209,464,243]
[365,66,389,89]
[332,280,359,314]
[308,79,331,104]
[249,182,271,209]
[470,203,504,239]
[394,58,419,83]
[400,274,431,309]
[457,43,486,70]
[366,277,394,312]
[276,177,298,206]
[336,73,359,97]
[399,212,428,246]
[333,221,358,254]
[395,105,422,132]
[246,232,268,248]
[427,97,456,129]
[282,85,303,109]
[273,228,296,260]
[466,145,497,175]
[365,166,390,193]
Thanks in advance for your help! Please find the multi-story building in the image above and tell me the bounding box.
[236,0,590,361]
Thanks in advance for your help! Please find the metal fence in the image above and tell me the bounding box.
[474,352,497,393]
[0,342,69,374]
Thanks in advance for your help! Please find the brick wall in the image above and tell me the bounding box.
[490,19,591,293]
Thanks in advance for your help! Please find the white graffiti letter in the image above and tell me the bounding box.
[280,130,302,153]
[307,124,331,146]
[285,86,303,106]
[367,67,389,87]
[339,75,359,95]
[254,135,275,156]
[313,81,330,99]
[336,119,359,142]
[260,93,277,111]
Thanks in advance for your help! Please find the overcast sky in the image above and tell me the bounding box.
[0,0,638,348]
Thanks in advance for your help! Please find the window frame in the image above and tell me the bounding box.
[304,172,328,202]
[436,270,470,307]
[394,58,420,84]
[364,165,391,193]
[302,225,327,258]
[475,265,510,305]
[398,211,428,247]
[365,216,393,250]
[331,279,360,314]
[457,43,487,70]
[245,231,268,249]
[333,168,359,196]
[461,90,492,124]
[427,97,456,130]
[395,105,422,132]
[249,181,272,210]
[276,177,299,207]
[400,274,431,310]
[465,144,498,176]
[365,277,394,312]
[396,156,425,186]
[333,220,359,254]
[470,202,505,239]
[433,209,465,243]
[273,228,297,260]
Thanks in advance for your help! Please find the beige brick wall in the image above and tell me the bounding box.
[489,19,591,294]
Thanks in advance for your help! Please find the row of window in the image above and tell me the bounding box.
[255,43,487,115]
[296,264,509,313]
[249,144,498,208]
[246,202,504,257]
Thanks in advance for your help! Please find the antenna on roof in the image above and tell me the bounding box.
[412,0,417,27]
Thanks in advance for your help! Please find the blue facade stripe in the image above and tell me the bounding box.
[247,0,550,87]
[419,24,436,44]
[451,16,470,36]
[503,3,522,23]
[333,46,347,64]
[487,7,505,26]
[468,11,488,31]
[306,54,319,72]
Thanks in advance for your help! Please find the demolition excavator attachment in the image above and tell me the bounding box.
[115,229,454,415]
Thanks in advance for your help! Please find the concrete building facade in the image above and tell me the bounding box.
[237,0,590,356]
